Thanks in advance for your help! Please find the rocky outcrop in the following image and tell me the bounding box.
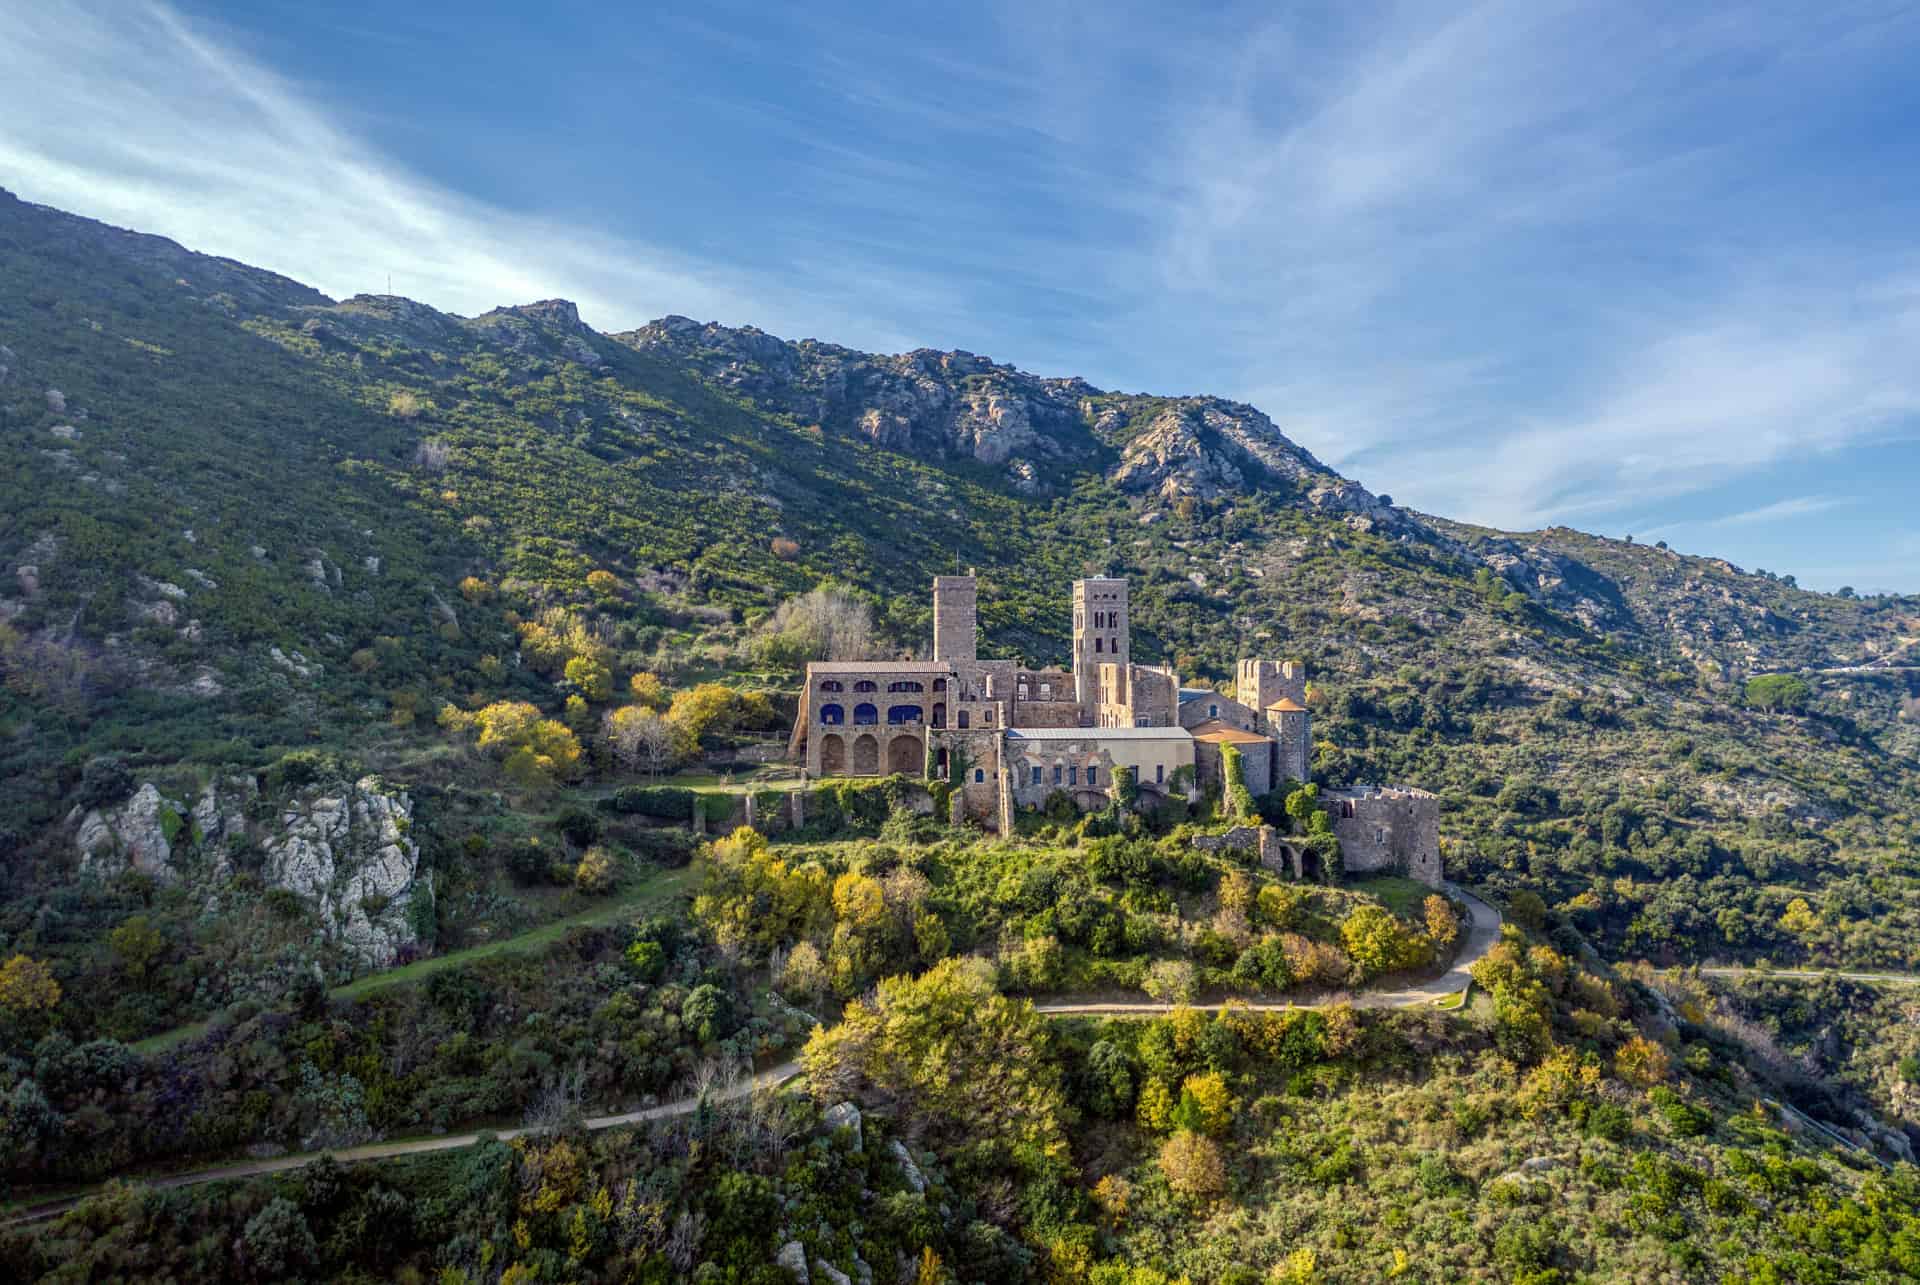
[1113,407,1246,500]
[822,1101,863,1151]
[77,783,184,880]
[261,777,425,967]
[76,775,426,967]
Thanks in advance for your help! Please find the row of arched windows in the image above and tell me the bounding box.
[818,704,928,726]
[819,677,948,693]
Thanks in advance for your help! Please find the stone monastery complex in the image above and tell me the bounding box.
[790,574,1443,887]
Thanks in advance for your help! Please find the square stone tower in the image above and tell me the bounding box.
[1072,577,1130,709]
[932,573,977,662]
[1237,659,1307,719]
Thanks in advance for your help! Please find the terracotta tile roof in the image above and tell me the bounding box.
[1188,719,1270,745]
[1265,697,1308,712]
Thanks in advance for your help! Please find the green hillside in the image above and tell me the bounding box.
[3,188,1920,1283]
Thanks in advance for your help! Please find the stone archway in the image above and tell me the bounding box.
[1071,788,1108,812]
[852,733,880,775]
[887,733,924,776]
[819,733,846,774]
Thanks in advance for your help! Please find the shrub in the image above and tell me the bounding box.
[1745,673,1812,712]
[1142,959,1198,1003]
[574,846,617,894]
[1158,1129,1227,1202]
[1614,1035,1672,1088]
[608,786,696,820]
[75,756,135,810]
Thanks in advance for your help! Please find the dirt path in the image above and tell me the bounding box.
[11,886,1503,1228]
[1701,966,1920,986]
[1035,883,1501,1017]
[3,1061,802,1228]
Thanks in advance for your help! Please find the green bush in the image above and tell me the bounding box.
[607,786,696,820]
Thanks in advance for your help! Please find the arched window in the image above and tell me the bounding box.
[853,680,878,693]
[853,703,878,724]
[887,704,920,724]
[818,679,844,692]
[888,680,924,693]
[819,703,845,725]
[932,702,946,727]
[1018,683,1029,700]
[1086,767,1097,787]
[1208,704,1219,718]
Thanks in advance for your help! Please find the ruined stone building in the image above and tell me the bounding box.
[789,572,1442,885]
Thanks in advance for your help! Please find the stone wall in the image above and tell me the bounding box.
[1189,824,1304,878]
[1237,658,1307,713]
[1326,784,1441,887]
[1194,738,1274,796]
[1179,691,1259,732]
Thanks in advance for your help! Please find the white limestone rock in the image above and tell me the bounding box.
[776,1241,810,1283]
[77,783,185,880]
[261,776,424,967]
[194,775,258,864]
[890,1139,927,1193]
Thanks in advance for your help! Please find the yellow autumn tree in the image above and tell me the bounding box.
[449,700,583,787]
[1157,1130,1226,1202]
[0,954,61,1013]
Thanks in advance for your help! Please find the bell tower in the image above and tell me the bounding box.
[1072,577,1130,710]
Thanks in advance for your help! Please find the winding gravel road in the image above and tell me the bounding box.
[4,885,1502,1227]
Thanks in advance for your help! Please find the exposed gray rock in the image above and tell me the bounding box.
[16,565,39,596]
[48,424,79,440]
[194,775,257,858]
[813,1262,851,1285]
[78,774,423,967]
[823,1102,862,1151]
[890,1139,927,1193]
[270,646,321,679]
[776,1241,810,1283]
[0,343,13,383]
[261,776,425,966]
[78,783,185,880]
[1113,407,1246,501]
[45,388,66,414]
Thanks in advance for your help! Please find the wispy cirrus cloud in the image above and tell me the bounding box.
[0,0,950,346]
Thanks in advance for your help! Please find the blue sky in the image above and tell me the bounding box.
[3,1,1918,592]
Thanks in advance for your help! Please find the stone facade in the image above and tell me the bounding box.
[1191,721,1275,795]
[1072,577,1130,709]
[932,573,977,662]
[802,660,942,779]
[1326,785,1442,887]
[1179,688,1260,732]
[1004,727,1194,810]
[1270,701,1311,787]
[1237,658,1307,714]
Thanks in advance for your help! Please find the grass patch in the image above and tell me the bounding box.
[1346,874,1433,918]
